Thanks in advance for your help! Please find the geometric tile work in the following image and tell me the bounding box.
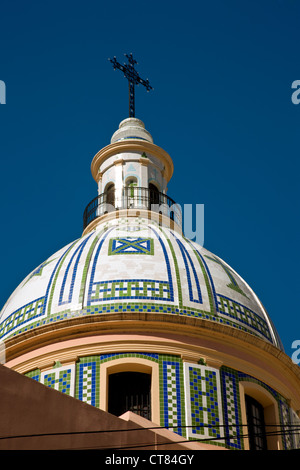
[237,370,278,396]
[40,362,75,397]
[86,226,174,307]
[279,399,293,450]
[98,352,186,439]
[220,368,243,449]
[97,352,186,439]
[161,360,184,436]
[76,356,100,407]
[25,369,41,382]
[217,296,272,342]
[100,352,159,362]
[78,353,159,409]
[187,240,273,344]
[0,297,45,339]
[89,280,172,303]
[204,254,247,297]
[58,234,93,306]
[25,259,55,284]
[99,350,187,436]
[0,238,78,341]
[6,298,272,345]
[171,233,202,305]
[183,363,224,444]
[23,354,300,450]
[233,369,299,450]
[0,220,279,348]
[41,240,79,319]
[108,237,154,255]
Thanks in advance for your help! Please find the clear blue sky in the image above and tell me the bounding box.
[0,0,299,355]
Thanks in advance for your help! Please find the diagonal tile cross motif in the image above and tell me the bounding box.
[109,237,154,255]
[204,254,248,298]
[24,259,55,285]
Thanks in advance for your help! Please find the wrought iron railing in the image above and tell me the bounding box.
[125,393,151,420]
[83,186,182,229]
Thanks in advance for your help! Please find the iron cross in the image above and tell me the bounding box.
[109,53,152,117]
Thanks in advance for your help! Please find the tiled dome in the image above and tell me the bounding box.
[0,218,283,349]
[3,109,299,453]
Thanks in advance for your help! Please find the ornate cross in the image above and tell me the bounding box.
[109,53,152,117]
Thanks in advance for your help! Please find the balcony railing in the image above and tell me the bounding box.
[83,186,182,230]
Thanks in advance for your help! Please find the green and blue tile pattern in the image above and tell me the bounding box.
[24,353,299,450]
[0,219,281,350]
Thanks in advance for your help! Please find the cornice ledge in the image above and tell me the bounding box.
[91,140,174,182]
[4,312,298,375]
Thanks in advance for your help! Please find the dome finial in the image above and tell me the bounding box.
[108,53,153,117]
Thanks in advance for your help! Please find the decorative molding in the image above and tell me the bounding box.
[91,140,174,183]
[180,353,202,364]
[139,157,150,166]
[206,358,224,369]
[4,313,300,412]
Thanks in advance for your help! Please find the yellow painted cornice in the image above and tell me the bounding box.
[91,140,174,183]
[4,312,300,412]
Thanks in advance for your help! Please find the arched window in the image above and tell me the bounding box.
[105,183,115,208]
[240,382,281,450]
[149,183,160,209]
[99,357,160,424]
[125,177,138,196]
[245,395,268,450]
[125,177,138,208]
[108,371,151,419]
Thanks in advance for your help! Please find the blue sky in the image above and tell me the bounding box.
[0,0,299,355]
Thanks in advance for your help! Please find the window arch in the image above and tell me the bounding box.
[104,183,115,208]
[240,381,282,450]
[125,176,138,199]
[99,357,160,424]
[125,176,138,188]
[149,183,160,209]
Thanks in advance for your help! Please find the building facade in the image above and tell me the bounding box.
[1,118,300,450]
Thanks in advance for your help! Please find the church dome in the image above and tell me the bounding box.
[2,109,299,452]
[0,218,282,350]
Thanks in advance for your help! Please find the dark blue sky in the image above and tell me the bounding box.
[0,0,299,355]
